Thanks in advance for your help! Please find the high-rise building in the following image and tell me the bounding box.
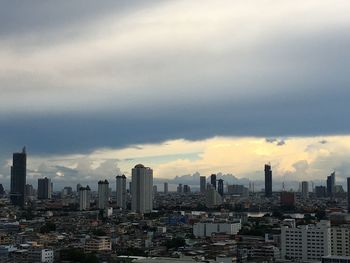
[38,177,52,200]
[347,178,350,213]
[164,182,168,194]
[183,185,191,194]
[10,147,27,206]
[79,185,91,211]
[0,184,4,197]
[280,191,296,206]
[210,174,217,189]
[131,164,153,213]
[327,172,335,198]
[301,181,309,199]
[205,184,222,207]
[227,184,249,196]
[217,179,224,196]
[153,185,158,196]
[116,175,126,209]
[200,176,206,193]
[177,184,183,193]
[98,180,109,210]
[315,186,327,198]
[76,184,82,193]
[264,164,272,197]
[24,184,34,197]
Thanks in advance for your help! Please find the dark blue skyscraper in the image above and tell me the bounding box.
[210,174,217,190]
[265,164,272,197]
[10,147,27,206]
[217,179,224,196]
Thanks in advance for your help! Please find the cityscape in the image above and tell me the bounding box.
[1,1,350,263]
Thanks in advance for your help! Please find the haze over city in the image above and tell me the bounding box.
[1,0,350,188]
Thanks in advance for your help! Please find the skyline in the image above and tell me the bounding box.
[1,1,350,187]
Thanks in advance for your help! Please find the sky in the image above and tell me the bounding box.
[1,0,350,190]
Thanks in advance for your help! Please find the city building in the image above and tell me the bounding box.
[183,185,191,194]
[79,186,91,211]
[264,164,272,197]
[10,147,27,206]
[301,181,309,199]
[210,174,217,189]
[331,225,350,256]
[164,182,168,194]
[177,184,183,193]
[38,177,52,200]
[280,191,296,206]
[205,184,222,207]
[316,186,327,198]
[24,184,34,197]
[116,175,127,209]
[348,178,350,213]
[131,164,153,213]
[76,183,82,193]
[193,221,241,237]
[28,248,54,263]
[227,184,248,197]
[0,184,4,197]
[85,236,111,252]
[200,176,206,193]
[281,219,331,262]
[322,256,350,263]
[153,185,158,196]
[98,180,109,210]
[217,179,224,196]
[327,172,336,198]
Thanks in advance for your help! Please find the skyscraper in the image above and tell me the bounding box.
[210,174,217,189]
[98,180,109,210]
[264,164,272,197]
[0,184,4,197]
[10,147,27,206]
[116,175,127,209]
[38,177,52,200]
[327,172,335,198]
[347,178,350,213]
[164,182,168,194]
[217,179,224,196]
[301,181,309,199]
[131,164,153,213]
[200,176,206,193]
[79,185,91,211]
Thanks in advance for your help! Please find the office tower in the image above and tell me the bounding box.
[301,181,309,199]
[280,191,296,206]
[0,184,4,197]
[10,147,27,206]
[153,185,158,196]
[227,184,249,197]
[281,220,331,261]
[210,174,217,189]
[200,176,206,193]
[264,164,272,197]
[331,225,350,256]
[205,184,222,207]
[98,180,109,210]
[327,172,335,198]
[183,185,191,194]
[76,184,82,193]
[131,164,153,213]
[164,182,168,194]
[79,185,91,211]
[177,184,183,193]
[348,178,350,213]
[37,177,52,200]
[129,182,132,193]
[315,186,327,198]
[217,179,224,196]
[116,175,127,209]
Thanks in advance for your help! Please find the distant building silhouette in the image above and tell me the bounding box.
[210,174,217,190]
[264,164,272,197]
[98,180,109,210]
[315,185,327,198]
[37,177,52,200]
[280,191,296,206]
[327,172,335,198]
[301,181,309,199]
[348,178,350,213]
[183,184,191,194]
[131,164,153,213]
[0,184,4,197]
[116,175,127,210]
[79,185,91,211]
[10,147,27,206]
[217,179,224,196]
[200,176,206,193]
[164,182,168,194]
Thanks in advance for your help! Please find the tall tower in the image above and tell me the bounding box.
[264,164,272,198]
[327,172,335,198]
[301,181,309,199]
[79,185,91,211]
[37,177,52,200]
[10,147,27,206]
[164,182,168,194]
[200,176,206,193]
[116,175,127,209]
[131,164,153,213]
[217,179,224,196]
[210,174,217,190]
[98,180,109,210]
[347,178,350,213]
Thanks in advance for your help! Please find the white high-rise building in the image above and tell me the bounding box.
[79,185,91,211]
[164,182,168,194]
[331,225,350,256]
[98,180,109,210]
[200,176,206,193]
[301,181,309,199]
[131,164,153,213]
[193,221,241,237]
[281,219,331,262]
[116,175,126,209]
